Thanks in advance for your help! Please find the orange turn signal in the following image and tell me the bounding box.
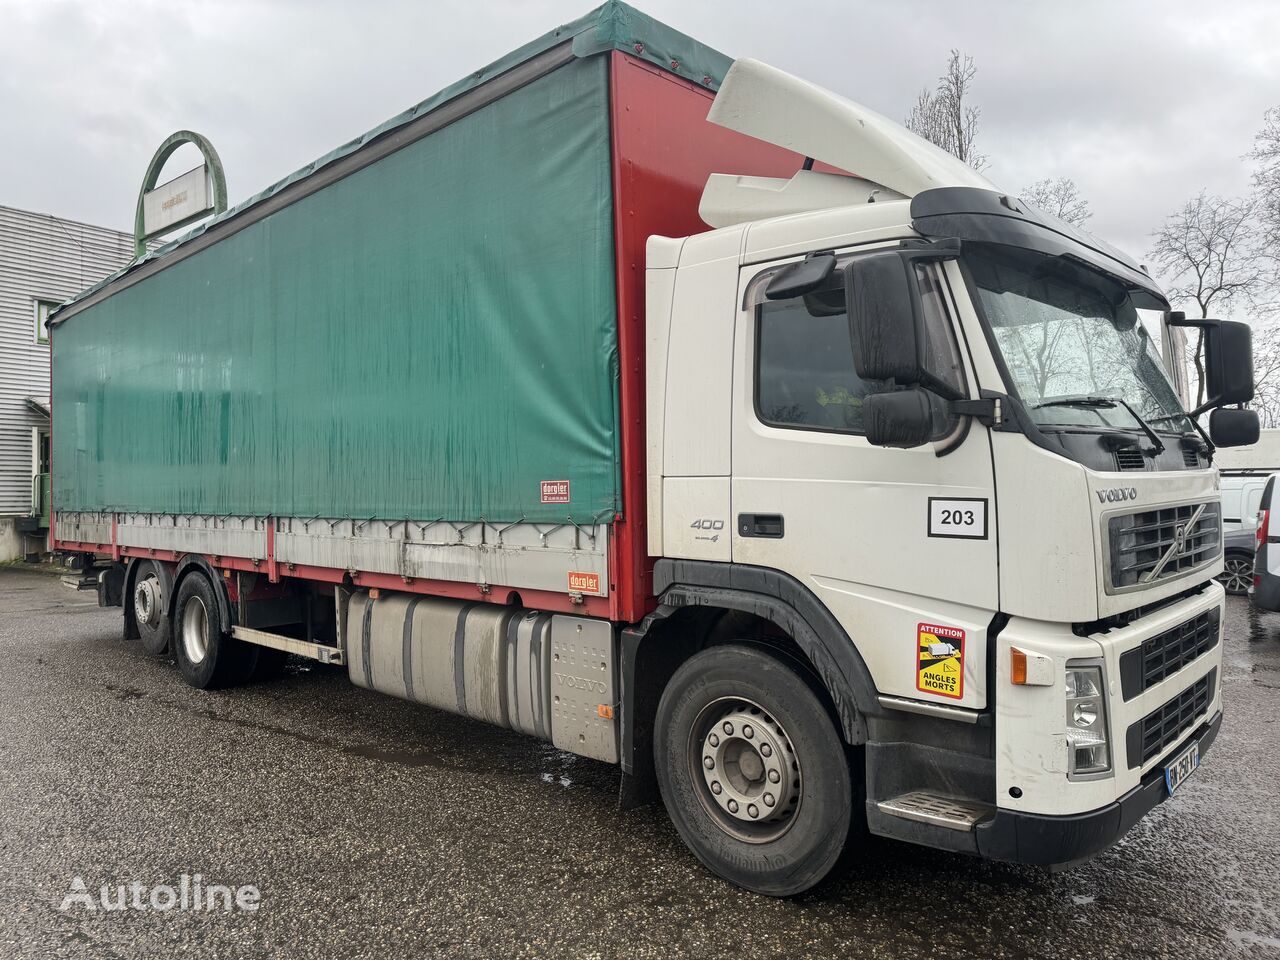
[596,704,614,720]
[1011,648,1028,685]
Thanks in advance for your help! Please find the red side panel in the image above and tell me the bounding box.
[607,52,811,622]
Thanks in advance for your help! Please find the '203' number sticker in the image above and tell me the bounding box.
[928,497,988,539]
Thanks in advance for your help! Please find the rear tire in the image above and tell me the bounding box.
[173,572,255,689]
[132,561,171,656]
[654,644,852,897]
[1219,551,1253,596]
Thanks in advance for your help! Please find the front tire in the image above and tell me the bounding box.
[654,644,852,897]
[173,572,254,689]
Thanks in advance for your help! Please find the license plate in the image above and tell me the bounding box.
[1164,740,1200,796]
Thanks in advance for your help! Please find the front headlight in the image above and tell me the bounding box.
[1065,664,1111,777]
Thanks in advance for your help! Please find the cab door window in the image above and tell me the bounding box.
[755,284,881,434]
[753,261,965,435]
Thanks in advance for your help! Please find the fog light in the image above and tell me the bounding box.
[1065,664,1111,777]
[1068,730,1110,774]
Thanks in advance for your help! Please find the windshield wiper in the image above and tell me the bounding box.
[1033,394,1116,409]
[1032,395,1166,455]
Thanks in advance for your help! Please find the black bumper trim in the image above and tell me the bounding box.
[974,708,1222,867]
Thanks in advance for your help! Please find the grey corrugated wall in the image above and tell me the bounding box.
[0,205,134,517]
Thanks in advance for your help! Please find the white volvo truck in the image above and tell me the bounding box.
[55,16,1258,897]
[645,60,1256,890]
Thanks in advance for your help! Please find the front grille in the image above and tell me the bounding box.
[1125,668,1216,768]
[1182,447,1201,468]
[1118,608,1220,700]
[1107,501,1221,590]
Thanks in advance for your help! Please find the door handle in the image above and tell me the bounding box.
[738,513,784,538]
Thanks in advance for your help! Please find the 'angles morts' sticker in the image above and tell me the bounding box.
[916,622,965,700]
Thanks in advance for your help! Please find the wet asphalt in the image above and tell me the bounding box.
[0,565,1277,960]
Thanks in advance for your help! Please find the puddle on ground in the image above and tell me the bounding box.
[1227,928,1280,949]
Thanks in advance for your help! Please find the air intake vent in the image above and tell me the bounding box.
[1182,448,1201,468]
[1125,668,1215,768]
[1115,447,1146,471]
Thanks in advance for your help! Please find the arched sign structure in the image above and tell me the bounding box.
[133,130,227,257]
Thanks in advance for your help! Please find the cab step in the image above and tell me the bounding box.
[876,791,994,831]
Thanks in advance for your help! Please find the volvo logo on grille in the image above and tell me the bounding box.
[1141,503,1208,583]
[1097,487,1139,503]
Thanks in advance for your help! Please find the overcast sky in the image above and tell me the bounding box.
[2,0,1277,268]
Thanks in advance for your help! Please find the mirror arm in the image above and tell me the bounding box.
[949,397,1002,427]
[898,237,963,261]
[1164,312,1224,330]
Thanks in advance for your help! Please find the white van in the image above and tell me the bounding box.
[1219,475,1267,595]
[1221,474,1269,535]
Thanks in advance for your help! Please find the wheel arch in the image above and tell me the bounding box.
[171,555,235,631]
[619,559,878,807]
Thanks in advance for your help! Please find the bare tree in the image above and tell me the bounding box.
[905,50,985,170]
[1251,106,1280,250]
[1146,192,1264,407]
[1248,331,1280,427]
[1022,177,1093,227]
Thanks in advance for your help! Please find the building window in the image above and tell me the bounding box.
[34,300,57,344]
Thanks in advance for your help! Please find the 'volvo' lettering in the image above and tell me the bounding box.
[1096,487,1138,504]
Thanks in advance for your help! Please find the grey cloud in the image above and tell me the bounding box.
[2,0,1276,272]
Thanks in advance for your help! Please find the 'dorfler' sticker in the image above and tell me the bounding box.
[917,622,965,699]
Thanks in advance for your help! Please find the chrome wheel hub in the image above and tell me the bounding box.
[181,596,210,665]
[134,576,161,627]
[698,702,800,833]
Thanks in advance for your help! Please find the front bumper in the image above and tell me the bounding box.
[975,708,1222,866]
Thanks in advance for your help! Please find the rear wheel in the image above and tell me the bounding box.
[173,572,255,688]
[1219,551,1253,596]
[132,561,171,655]
[654,644,852,897]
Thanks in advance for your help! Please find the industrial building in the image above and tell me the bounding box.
[0,205,134,560]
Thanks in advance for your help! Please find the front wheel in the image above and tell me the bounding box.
[654,644,852,897]
[1219,551,1254,596]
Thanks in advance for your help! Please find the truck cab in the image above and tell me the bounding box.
[644,58,1255,879]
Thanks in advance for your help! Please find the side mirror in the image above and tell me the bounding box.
[845,248,962,399]
[1203,319,1254,407]
[864,388,950,448]
[1208,407,1260,448]
[845,252,922,385]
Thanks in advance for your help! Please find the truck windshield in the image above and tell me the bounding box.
[964,244,1192,434]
